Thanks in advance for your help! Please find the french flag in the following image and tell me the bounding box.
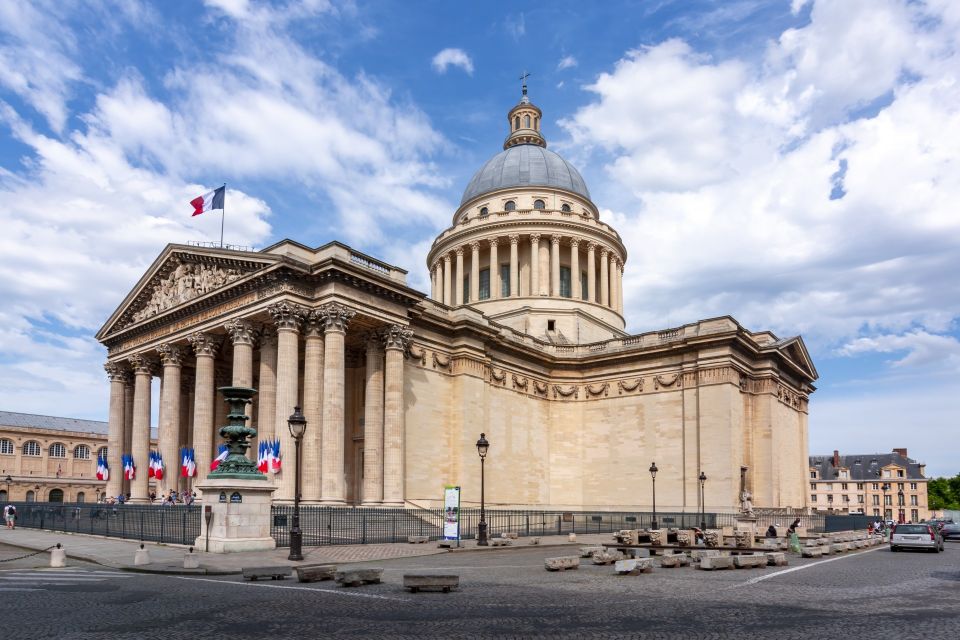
[190,185,225,217]
[257,441,269,473]
[181,448,196,478]
[210,444,229,471]
[123,455,135,481]
[269,438,281,474]
[96,456,109,481]
[154,452,164,481]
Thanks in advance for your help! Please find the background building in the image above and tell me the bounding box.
[809,448,929,522]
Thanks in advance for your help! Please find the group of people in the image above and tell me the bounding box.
[97,491,196,505]
[766,518,803,538]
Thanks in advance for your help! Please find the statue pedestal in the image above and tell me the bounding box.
[195,477,277,553]
[734,515,757,548]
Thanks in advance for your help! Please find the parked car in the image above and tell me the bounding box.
[940,522,960,541]
[890,523,944,552]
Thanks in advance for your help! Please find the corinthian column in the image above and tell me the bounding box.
[188,332,220,485]
[609,254,619,312]
[256,328,277,444]
[587,242,597,303]
[128,354,155,502]
[570,238,581,300]
[104,362,127,499]
[617,260,625,314]
[157,344,183,494]
[320,303,355,504]
[361,333,384,505]
[442,254,452,305]
[268,301,305,502]
[551,235,561,297]
[301,311,325,502]
[600,248,610,307]
[470,241,480,302]
[509,235,519,297]
[489,238,500,300]
[382,324,412,506]
[122,377,134,495]
[454,247,464,306]
[529,234,541,297]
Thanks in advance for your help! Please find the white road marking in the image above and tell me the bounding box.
[0,587,43,592]
[173,576,411,602]
[740,546,885,586]
[0,575,115,581]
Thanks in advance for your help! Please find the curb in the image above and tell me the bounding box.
[119,565,242,576]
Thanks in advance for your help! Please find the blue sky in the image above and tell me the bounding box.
[0,0,958,476]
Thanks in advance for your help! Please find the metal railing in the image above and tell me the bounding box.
[8,502,201,545]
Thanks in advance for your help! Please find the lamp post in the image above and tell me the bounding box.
[897,489,904,523]
[287,406,307,562]
[476,433,490,546]
[4,475,11,500]
[698,471,707,530]
[649,462,658,530]
[882,482,890,522]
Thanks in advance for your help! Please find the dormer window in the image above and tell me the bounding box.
[561,203,571,212]
[479,207,489,216]
[504,200,516,211]
[533,199,545,210]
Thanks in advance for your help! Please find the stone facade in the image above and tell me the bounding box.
[95,91,817,512]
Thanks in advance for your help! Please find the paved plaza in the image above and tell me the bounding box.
[1,537,958,639]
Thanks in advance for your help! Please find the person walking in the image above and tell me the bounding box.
[3,503,16,530]
[765,524,778,538]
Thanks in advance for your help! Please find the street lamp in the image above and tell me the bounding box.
[649,462,659,531]
[476,433,490,546]
[698,471,707,530]
[4,475,11,499]
[286,406,307,562]
[882,482,890,522]
[897,489,905,523]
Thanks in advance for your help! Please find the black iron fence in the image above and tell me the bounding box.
[8,502,201,545]
[269,506,824,547]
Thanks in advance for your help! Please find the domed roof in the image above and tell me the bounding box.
[460,144,591,206]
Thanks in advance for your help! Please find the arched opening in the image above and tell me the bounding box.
[479,207,489,216]
[76,491,86,503]
[561,203,571,212]
[49,488,64,503]
[26,490,35,502]
[534,116,539,130]
[514,116,520,130]
[524,115,531,128]
[504,201,516,211]
[533,199,545,210]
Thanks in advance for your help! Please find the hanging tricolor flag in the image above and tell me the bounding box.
[147,451,157,478]
[190,185,225,217]
[96,454,109,481]
[181,447,197,478]
[256,441,268,473]
[269,438,281,474]
[210,444,229,472]
[153,452,164,481]
[122,454,135,480]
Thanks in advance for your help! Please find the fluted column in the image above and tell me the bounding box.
[454,247,464,306]
[302,312,325,502]
[616,259,625,314]
[382,324,412,506]
[600,248,610,307]
[269,301,305,502]
[587,242,597,303]
[180,373,194,449]
[104,363,127,500]
[529,234,541,297]
[320,303,355,504]
[551,235,561,296]
[225,319,257,385]
[469,241,480,303]
[609,255,619,312]
[489,238,500,300]
[128,354,155,502]
[157,344,183,494]
[509,235,519,297]
[362,333,384,505]
[442,254,452,305]
[430,263,438,300]
[256,328,277,445]
[122,377,134,496]
[570,239,581,300]
[189,332,219,486]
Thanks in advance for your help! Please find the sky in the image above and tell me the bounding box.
[0,0,958,477]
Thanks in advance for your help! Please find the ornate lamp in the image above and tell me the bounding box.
[287,406,307,561]
[208,387,264,479]
[476,433,490,546]
[649,462,659,530]
[698,471,707,530]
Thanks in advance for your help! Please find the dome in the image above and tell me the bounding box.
[460,144,591,206]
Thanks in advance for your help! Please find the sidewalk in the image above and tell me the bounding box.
[0,527,607,575]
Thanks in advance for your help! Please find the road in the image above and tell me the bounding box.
[1,541,958,639]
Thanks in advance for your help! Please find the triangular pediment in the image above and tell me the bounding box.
[97,244,278,340]
[766,335,818,382]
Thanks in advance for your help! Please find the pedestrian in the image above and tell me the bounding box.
[3,503,16,530]
[117,494,125,504]
[765,524,778,538]
[692,527,705,546]
[149,492,156,503]
[787,518,801,534]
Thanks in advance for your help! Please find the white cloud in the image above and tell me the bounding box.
[557,55,577,71]
[431,48,474,75]
[505,13,526,41]
[838,331,960,370]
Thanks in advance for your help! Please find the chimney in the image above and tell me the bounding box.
[833,450,840,468]
[892,448,907,458]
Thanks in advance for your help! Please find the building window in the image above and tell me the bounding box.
[500,264,510,297]
[0,438,13,455]
[580,272,588,300]
[479,207,489,216]
[504,200,516,211]
[22,441,41,457]
[76,492,86,504]
[910,495,918,506]
[810,483,816,491]
[827,495,833,503]
[74,445,90,460]
[897,470,904,477]
[810,471,817,479]
[479,268,490,301]
[50,443,66,458]
[910,482,917,490]
[25,490,35,502]
[811,494,817,502]
[533,199,545,210]
[534,116,538,129]
[841,483,848,490]
[842,495,849,502]
[462,276,469,304]
[883,470,891,478]
[911,509,918,521]
[514,116,520,130]
[49,489,63,503]
[561,203,571,212]
[884,495,891,505]
[872,483,879,490]
[0,490,5,502]
[547,319,556,332]
[898,482,904,490]
[858,495,864,503]
[840,470,848,479]
[872,495,879,505]
[98,447,108,460]
[524,115,531,128]
[857,483,864,490]
[559,266,572,298]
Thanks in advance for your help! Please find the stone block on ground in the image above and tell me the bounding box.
[592,550,625,565]
[502,532,519,540]
[734,554,767,569]
[134,546,151,566]
[545,556,580,572]
[529,537,540,545]
[568,533,577,542]
[615,558,654,575]
[437,540,455,548]
[627,548,651,558]
[183,551,200,570]
[801,547,824,558]
[765,552,788,566]
[50,546,66,568]
[295,564,336,583]
[335,568,383,587]
[822,544,834,555]
[580,545,605,558]
[243,566,292,581]
[697,555,734,570]
[408,535,429,544]
[403,574,459,593]
[831,543,846,553]
[490,538,511,547]
[660,554,690,568]
[691,549,721,561]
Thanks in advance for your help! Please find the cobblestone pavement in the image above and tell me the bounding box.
[4,542,959,639]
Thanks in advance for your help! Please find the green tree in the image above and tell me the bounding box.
[928,474,960,510]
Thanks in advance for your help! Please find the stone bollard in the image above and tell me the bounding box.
[568,533,577,543]
[50,543,66,568]
[529,537,540,545]
[134,543,151,566]
[183,546,200,569]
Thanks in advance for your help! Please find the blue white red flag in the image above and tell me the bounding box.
[270,438,281,474]
[210,444,229,471]
[256,441,268,473]
[154,452,164,481]
[96,454,109,481]
[122,454,135,480]
[180,447,197,478]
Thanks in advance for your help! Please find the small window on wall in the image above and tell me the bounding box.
[559,266,571,298]
[524,115,531,128]
[0,490,6,502]
[504,201,516,211]
[23,441,40,456]
[500,264,510,297]
[50,443,66,458]
[77,492,86,503]
[0,438,13,455]
[514,116,520,130]
[534,116,539,129]
[26,490,35,502]
[479,269,490,300]
[49,488,63,503]
[479,207,489,216]
[911,509,918,521]
[533,199,545,210]
[811,494,817,502]
[74,445,90,460]
[561,203,571,212]
[547,320,556,331]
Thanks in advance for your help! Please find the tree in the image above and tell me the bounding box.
[928,474,960,511]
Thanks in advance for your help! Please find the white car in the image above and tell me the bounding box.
[890,524,944,552]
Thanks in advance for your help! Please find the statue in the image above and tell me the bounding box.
[740,488,755,517]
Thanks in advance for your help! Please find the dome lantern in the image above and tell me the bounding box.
[504,72,546,150]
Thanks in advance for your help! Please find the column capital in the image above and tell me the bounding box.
[304,310,326,338]
[529,233,541,244]
[587,241,597,252]
[365,331,384,352]
[188,331,221,358]
[431,261,441,273]
[454,246,464,257]
[509,234,520,245]
[551,234,562,245]
[443,253,452,264]
[223,318,259,346]
[469,241,481,252]
[128,353,157,376]
[570,237,581,249]
[318,302,356,333]
[268,301,306,331]
[158,343,185,367]
[104,362,129,382]
[381,324,413,351]
[600,247,609,258]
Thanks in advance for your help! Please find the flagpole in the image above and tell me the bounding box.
[220,183,226,248]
